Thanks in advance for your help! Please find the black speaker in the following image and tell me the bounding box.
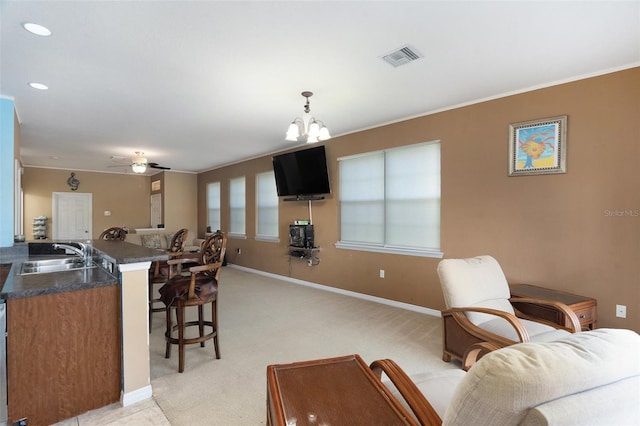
[303,225,314,248]
[289,224,314,248]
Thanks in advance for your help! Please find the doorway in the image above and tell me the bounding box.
[52,192,92,240]
[150,194,162,228]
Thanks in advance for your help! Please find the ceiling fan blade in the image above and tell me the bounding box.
[148,162,171,170]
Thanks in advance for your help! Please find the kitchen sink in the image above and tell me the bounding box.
[19,257,96,275]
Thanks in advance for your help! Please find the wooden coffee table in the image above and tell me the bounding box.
[266,354,417,426]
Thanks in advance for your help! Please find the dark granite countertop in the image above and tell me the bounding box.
[0,240,169,300]
[91,240,170,264]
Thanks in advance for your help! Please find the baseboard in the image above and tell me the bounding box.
[227,264,441,318]
[121,385,153,407]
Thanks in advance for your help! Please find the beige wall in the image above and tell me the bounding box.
[22,168,198,240]
[198,67,639,332]
[162,171,197,233]
[22,168,152,238]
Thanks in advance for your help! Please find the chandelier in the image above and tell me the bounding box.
[285,91,331,143]
[131,152,147,174]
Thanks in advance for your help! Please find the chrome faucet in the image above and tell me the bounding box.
[53,242,90,263]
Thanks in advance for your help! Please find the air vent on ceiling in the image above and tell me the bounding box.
[381,45,423,68]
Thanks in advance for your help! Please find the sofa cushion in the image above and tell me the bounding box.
[386,369,466,421]
[522,375,640,426]
[140,233,162,249]
[164,233,174,248]
[443,328,640,425]
[480,317,570,343]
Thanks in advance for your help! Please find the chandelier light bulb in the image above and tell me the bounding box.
[285,91,331,144]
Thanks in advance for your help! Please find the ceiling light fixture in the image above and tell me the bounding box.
[285,91,331,143]
[131,152,148,174]
[22,22,52,36]
[28,82,48,90]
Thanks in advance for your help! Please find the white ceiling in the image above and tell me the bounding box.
[2,1,639,175]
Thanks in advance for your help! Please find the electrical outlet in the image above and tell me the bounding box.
[379,269,385,278]
[616,304,627,318]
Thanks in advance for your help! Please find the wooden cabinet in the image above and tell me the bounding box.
[510,283,597,330]
[7,285,121,425]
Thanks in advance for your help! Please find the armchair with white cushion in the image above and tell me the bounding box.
[371,328,640,425]
[437,255,580,368]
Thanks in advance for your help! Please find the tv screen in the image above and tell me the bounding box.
[272,145,331,198]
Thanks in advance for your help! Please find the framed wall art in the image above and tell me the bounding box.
[508,115,567,176]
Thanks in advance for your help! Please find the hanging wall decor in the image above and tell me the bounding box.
[508,115,567,176]
[67,172,80,190]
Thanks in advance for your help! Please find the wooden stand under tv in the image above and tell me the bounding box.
[510,283,597,330]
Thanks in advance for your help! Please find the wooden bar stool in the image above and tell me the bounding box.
[159,232,226,372]
[99,227,127,241]
[148,228,188,331]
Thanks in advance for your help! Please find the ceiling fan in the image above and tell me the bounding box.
[110,151,171,173]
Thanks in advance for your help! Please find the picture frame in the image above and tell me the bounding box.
[508,115,567,176]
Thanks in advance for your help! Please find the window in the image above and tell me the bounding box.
[207,182,220,232]
[256,171,279,241]
[336,141,442,258]
[229,177,246,237]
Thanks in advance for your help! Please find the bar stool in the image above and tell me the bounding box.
[159,232,226,372]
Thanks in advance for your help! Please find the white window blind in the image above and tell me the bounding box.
[256,171,279,240]
[207,181,220,232]
[229,176,246,236]
[337,141,442,257]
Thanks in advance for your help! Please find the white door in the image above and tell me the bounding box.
[150,194,162,228]
[52,192,92,240]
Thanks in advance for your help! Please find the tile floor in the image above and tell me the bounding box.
[53,398,170,426]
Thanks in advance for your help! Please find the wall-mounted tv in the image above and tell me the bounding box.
[272,145,331,200]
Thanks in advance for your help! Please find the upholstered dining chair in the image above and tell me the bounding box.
[437,255,580,369]
[148,228,189,331]
[98,227,127,241]
[158,231,226,373]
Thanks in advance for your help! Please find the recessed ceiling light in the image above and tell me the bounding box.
[22,22,52,36]
[28,82,49,90]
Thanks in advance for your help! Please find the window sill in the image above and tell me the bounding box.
[335,241,443,258]
[227,233,247,240]
[255,235,280,243]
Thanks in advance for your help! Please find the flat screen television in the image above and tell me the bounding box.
[272,145,331,199]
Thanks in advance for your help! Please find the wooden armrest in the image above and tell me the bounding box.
[168,250,184,259]
[369,359,442,426]
[446,307,530,343]
[167,257,198,266]
[188,261,223,274]
[462,342,500,371]
[510,297,581,332]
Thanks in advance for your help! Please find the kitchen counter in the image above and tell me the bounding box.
[2,239,170,424]
[0,240,169,299]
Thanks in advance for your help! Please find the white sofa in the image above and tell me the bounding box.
[125,228,204,253]
[375,328,640,425]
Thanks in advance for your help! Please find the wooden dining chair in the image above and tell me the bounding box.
[159,231,227,372]
[98,227,127,241]
[148,228,188,331]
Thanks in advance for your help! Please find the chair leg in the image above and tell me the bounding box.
[213,299,220,359]
[198,304,205,347]
[165,307,173,359]
[177,305,185,373]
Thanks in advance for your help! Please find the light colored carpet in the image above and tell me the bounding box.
[148,266,456,425]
